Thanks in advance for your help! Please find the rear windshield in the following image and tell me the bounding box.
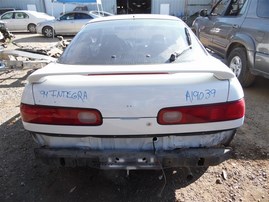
[59,18,206,65]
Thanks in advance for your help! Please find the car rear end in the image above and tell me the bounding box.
[30,11,55,24]
[20,15,244,170]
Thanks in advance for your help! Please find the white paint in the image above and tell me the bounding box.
[31,72,229,118]
[22,117,244,136]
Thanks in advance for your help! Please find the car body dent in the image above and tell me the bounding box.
[31,130,236,149]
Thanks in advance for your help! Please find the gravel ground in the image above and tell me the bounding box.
[0,33,268,202]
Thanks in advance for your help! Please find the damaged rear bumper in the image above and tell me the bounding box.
[35,147,232,170]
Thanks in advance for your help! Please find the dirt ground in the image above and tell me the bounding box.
[0,34,268,202]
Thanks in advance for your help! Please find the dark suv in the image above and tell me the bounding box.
[193,0,269,87]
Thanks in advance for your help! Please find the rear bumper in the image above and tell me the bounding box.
[35,147,232,170]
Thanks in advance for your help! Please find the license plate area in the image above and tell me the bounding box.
[100,155,160,170]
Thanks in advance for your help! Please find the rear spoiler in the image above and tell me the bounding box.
[27,62,235,84]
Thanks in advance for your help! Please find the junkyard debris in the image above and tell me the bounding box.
[0,36,70,71]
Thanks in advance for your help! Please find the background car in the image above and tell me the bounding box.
[72,5,114,16]
[36,11,100,38]
[193,0,269,87]
[20,15,244,170]
[0,10,54,33]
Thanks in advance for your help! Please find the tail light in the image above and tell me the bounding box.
[157,99,245,125]
[20,104,103,126]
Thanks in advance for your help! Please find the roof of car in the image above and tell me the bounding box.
[62,11,92,14]
[87,14,181,24]
[5,10,39,13]
[1,10,51,17]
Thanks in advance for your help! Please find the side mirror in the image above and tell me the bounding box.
[199,9,208,17]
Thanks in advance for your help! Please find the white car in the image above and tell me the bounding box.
[0,10,54,33]
[20,15,245,170]
[36,11,99,38]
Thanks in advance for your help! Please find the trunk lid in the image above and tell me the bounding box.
[30,58,233,118]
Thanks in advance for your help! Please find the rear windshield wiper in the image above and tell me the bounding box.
[169,45,192,62]
[169,27,192,63]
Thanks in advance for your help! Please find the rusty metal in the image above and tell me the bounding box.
[35,147,232,170]
[0,36,70,71]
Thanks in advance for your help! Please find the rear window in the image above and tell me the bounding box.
[257,0,269,18]
[59,19,206,65]
[75,13,92,19]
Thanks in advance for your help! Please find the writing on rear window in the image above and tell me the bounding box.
[185,89,216,103]
[39,90,88,102]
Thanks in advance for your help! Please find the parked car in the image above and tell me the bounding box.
[36,11,100,38]
[0,10,54,33]
[72,5,114,16]
[20,14,245,170]
[192,0,269,87]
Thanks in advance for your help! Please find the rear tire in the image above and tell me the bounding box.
[228,47,256,87]
[42,26,54,38]
[28,24,36,33]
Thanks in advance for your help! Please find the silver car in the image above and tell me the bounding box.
[36,11,99,38]
[0,10,54,33]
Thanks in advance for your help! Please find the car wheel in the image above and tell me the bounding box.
[228,47,256,87]
[43,26,54,38]
[28,24,36,33]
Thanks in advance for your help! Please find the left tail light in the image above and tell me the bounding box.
[157,99,245,125]
[20,104,103,126]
